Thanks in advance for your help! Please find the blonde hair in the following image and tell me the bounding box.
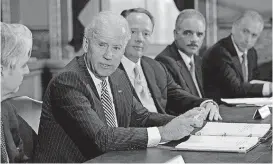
[1,22,33,68]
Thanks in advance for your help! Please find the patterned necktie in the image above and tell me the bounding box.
[241,53,248,82]
[133,64,158,113]
[1,121,9,163]
[100,80,117,127]
[189,60,202,97]
[134,64,144,94]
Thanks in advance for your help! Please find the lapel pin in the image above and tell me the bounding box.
[118,90,122,93]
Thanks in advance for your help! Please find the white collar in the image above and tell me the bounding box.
[84,55,108,88]
[178,49,194,68]
[121,56,141,77]
[231,35,247,58]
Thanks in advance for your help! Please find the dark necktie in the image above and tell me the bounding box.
[241,53,248,82]
[100,80,117,127]
[1,121,9,163]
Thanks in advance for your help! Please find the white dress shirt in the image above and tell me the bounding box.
[231,36,271,96]
[232,36,248,82]
[177,51,217,108]
[121,56,158,113]
[85,55,161,147]
[178,50,203,97]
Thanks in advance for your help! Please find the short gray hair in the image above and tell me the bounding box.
[175,9,206,30]
[83,11,131,46]
[232,10,264,29]
[1,22,32,68]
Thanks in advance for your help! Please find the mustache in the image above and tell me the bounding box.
[187,43,198,47]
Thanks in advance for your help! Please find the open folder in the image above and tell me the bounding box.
[175,122,271,153]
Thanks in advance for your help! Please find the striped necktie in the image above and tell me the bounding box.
[1,122,9,163]
[100,80,117,127]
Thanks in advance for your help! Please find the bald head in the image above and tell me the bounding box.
[231,10,264,52]
[175,9,206,30]
[84,11,131,45]
[233,10,264,29]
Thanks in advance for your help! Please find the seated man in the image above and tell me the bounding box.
[33,11,207,163]
[1,22,32,163]
[120,8,221,119]
[156,9,206,98]
[202,10,272,100]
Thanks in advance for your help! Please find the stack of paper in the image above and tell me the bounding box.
[175,122,271,153]
[221,97,273,107]
[195,122,271,137]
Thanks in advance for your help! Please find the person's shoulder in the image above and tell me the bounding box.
[203,36,230,59]
[142,56,158,64]
[51,56,86,82]
[156,44,173,59]
[142,56,165,70]
[1,100,17,121]
[110,68,134,90]
[209,37,227,50]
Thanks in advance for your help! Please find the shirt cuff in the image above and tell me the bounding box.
[200,100,219,109]
[262,83,271,96]
[147,127,161,147]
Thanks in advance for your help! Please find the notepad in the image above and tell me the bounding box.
[175,122,271,153]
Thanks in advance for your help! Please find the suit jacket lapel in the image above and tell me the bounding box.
[194,56,204,96]
[109,70,128,127]
[78,55,100,98]
[224,35,244,81]
[77,55,107,123]
[174,55,199,96]
[118,64,141,102]
[141,59,164,113]
[169,43,199,96]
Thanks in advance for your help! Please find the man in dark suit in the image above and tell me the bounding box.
[120,8,222,120]
[155,9,206,98]
[33,11,206,163]
[202,10,272,100]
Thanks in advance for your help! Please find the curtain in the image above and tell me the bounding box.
[69,0,89,52]
[173,0,194,11]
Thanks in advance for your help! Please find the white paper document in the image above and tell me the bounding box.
[250,80,271,84]
[175,122,271,153]
[196,122,271,137]
[221,97,273,106]
[175,135,259,153]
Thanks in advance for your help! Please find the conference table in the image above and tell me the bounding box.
[88,105,272,163]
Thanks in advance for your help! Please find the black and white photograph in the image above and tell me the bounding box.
[1,0,272,163]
